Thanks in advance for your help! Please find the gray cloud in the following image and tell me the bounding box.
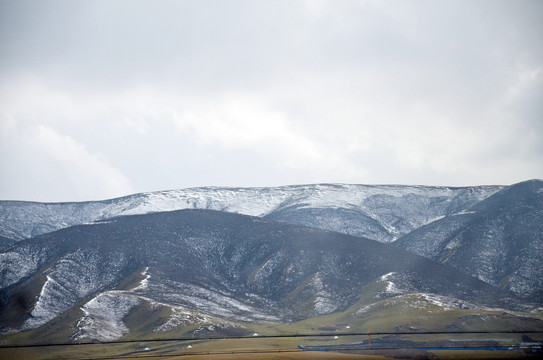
[1,0,542,201]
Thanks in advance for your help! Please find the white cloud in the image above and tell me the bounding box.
[173,93,314,154]
[506,64,542,102]
[38,126,134,201]
[173,92,367,180]
[1,0,542,200]
[0,123,134,201]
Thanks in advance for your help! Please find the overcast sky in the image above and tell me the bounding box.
[1,0,542,202]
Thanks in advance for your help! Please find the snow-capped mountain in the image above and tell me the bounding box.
[0,209,529,342]
[0,183,502,244]
[394,179,543,301]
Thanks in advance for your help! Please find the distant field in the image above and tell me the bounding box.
[2,332,541,360]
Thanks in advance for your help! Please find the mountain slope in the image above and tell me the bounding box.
[394,179,543,301]
[0,209,523,342]
[0,184,502,242]
[0,235,15,251]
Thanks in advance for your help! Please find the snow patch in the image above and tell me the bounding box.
[153,306,210,333]
[377,272,403,297]
[22,275,62,329]
[132,267,150,291]
[71,266,155,341]
[310,273,338,315]
[379,272,396,281]
[72,293,140,342]
[453,210,476,216]
[23,250,126,331]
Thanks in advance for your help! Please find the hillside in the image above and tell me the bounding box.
[394,180,543,301]
[1,209,532,344]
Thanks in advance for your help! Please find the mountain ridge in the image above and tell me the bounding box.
[0,183,503,243]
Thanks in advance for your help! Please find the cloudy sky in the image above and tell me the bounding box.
[1,0,542,202]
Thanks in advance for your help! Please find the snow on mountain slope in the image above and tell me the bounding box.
[0,184,502,243]
[394,180,543,301]
[70,267,223,342]
[72,291,141,342]
[1,209,523,338]
[0,243,44,289]
[22,249,129,330]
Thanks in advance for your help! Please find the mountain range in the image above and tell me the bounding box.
[0,180,541,348]
[0,183,502,243]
